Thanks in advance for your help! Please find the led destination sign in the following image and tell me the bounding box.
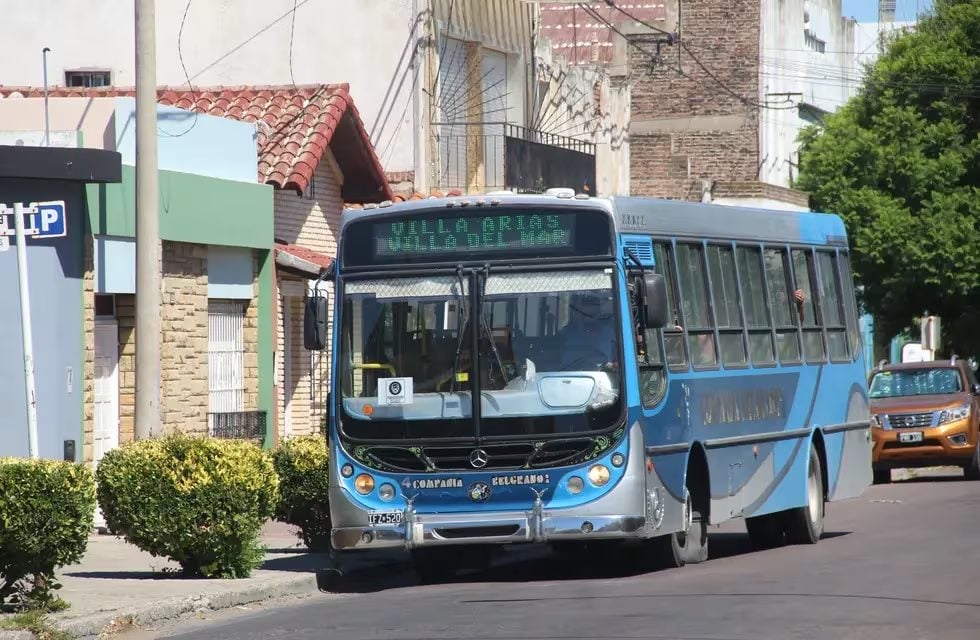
[342,207,614,267]
[374,213,575,257]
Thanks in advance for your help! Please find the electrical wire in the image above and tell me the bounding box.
[160,0,200,138]
[289,0,299,88]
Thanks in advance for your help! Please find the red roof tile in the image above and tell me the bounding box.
[0,84,392,202]
[275,241,333,272]
[539,2,667,65]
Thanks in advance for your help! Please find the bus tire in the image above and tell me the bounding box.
[671,486,709,564]
[745,513,785,550]
[784,447,825,545]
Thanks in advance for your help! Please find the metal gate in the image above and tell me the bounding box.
[208,300,245,434]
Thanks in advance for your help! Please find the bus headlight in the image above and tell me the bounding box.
[354,474,375,495]
[378,483,396,501]
[611,453,625,468]
[588,464,610,487]
[567,476,585,494]
[341,463,354,478]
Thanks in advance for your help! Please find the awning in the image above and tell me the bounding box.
[275,242,333,278]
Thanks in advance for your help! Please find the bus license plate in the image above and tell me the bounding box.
[898,431,923,444]
[368,511,403,526]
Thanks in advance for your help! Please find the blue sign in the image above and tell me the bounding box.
[0,201,67,239]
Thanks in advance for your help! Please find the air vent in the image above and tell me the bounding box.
[621,234,655,267]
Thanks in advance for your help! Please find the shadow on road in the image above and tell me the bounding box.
[314,530,853,594]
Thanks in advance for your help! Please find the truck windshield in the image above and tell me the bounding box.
[869,368,963,398]
[338,269,623,439]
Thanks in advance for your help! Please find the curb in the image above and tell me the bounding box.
[50,554,408,639]
[51,572,318,639]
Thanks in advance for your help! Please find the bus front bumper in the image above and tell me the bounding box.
[331,510,648,550]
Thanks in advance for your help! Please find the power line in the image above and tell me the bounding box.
[160,0,199,138]
[289,0,299,87]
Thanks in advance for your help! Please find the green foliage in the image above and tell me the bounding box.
[96,435,279,579]
[0,609,73,640]
[272,436,331,552]
[0,459,96,611]
[797,0,980,354]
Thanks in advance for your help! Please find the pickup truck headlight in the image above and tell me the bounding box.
[939,405,970,425]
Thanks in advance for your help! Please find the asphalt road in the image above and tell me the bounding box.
[161,470,980,640]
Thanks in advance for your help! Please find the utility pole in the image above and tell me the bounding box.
[12,203,40,459]
[134,0,162,439]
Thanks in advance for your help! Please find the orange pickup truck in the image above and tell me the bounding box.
[869,358,980,483]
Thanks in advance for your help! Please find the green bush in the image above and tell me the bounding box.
[272,435,331,552]
[96,435,279,579]
[0,458,96,611]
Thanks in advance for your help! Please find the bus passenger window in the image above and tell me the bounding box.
[707,244,747,367]
[792,249,826,363]
[764,248,802,364]
[736,246,775,364]
[817,251,849,361]
[676,243,718,368]
[838,253,861,359]
[653,242,688,371]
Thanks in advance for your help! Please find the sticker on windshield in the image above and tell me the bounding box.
[378,377,414,406]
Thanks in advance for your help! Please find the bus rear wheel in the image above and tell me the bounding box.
[784,447,825,545]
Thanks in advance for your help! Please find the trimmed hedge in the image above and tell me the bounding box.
[0,459,96,610]
[95,435,279,578]
[272,436,331,552]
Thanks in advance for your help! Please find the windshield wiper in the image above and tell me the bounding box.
[449,265,469,393]
[479,265,509,386]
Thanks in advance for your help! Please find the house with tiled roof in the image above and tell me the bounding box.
[0,83,391,447]
[0,91,274,478]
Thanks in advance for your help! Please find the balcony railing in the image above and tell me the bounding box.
[432,122,596,194]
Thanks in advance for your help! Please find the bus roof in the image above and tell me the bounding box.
[340,193,848,247]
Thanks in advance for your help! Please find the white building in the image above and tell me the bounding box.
[2,0,622,197]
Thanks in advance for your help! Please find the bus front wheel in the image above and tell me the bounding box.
[784,447,825,545]
[653,485,708,568]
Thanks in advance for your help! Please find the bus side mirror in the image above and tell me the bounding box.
[643,273,669,329]
[304,293,329,351]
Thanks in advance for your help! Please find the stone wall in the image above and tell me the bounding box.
[116,294,136,444]
[161,240,209,434]
[82,234,94,464]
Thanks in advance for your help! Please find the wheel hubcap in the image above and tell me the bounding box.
[807,462,820,525]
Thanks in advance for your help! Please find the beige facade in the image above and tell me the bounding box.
[81,238,262,464]
[274,155,344,439]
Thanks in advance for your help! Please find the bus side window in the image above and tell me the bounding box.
[654,242,689,371]
[735,245,776,365]
[837,252,861,360]
[817,250,848,362]
[676,242,718,369]
[707,244,747,367]
[764,248,802,364]
[792,248,826,363]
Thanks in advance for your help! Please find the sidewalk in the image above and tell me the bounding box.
[9,522,408,639]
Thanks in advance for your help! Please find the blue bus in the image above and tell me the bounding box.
[303,192,873,581]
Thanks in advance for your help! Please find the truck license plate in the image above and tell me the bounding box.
[368,511,403,526]
[898,431,923,444]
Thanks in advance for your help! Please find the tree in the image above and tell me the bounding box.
[797,0,980,356]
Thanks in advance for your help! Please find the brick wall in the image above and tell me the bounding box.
[629,0,762,199]
[274,153,343,439]
[244,254,260,409]
[161,240,209,434]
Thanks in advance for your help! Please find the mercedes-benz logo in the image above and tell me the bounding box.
[468,481,492,502]
[469,449,489,468]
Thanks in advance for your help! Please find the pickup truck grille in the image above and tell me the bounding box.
[885,412,933,429]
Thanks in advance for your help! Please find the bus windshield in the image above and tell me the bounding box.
[339,269,623,438]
